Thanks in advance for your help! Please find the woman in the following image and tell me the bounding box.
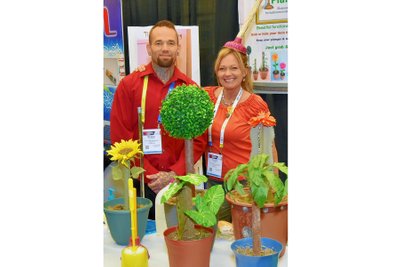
[192,38,278,221]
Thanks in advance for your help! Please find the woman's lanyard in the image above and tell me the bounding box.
[208,87,243,152]
[140,75,175,126]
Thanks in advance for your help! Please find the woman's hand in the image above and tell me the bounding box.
[134,64,146,72]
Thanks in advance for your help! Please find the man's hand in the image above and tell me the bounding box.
[147,171,176,193]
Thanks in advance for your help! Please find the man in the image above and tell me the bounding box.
[110,20,197,219]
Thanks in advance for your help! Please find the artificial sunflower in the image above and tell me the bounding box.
[107,139,143,168]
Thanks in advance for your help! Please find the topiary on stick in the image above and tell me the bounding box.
[160,84,214,139]
[160,84,215,240]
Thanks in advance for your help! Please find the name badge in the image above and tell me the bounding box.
[206,152,223,178]
[142,129,162,154]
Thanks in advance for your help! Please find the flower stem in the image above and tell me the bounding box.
[123,168,130,210]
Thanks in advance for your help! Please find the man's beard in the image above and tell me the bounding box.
[156,56,175,68]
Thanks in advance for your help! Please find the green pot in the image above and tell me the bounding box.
[104,197,153,246]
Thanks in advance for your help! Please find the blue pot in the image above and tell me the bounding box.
[231,237,283,267]
[104,197,153,246]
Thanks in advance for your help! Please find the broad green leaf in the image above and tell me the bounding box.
[111,164,127,181]
[234,182,245,195]
[273,162,288,175]
[284,178,288,198]
[223,169,235,191]
[251,183,267,208]
[265,171,284,205]
[248,166,263,186]
[194,194,207,212]
[249,154,269,169]
[130,166,145,179]
[248,170,263,187]
[225,163,247,191]
[203,185,225,215]
[185,209,216,227]
[161,181,185,204]
[176,173,207,186]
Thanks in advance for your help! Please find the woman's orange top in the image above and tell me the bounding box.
[193,86,273,182]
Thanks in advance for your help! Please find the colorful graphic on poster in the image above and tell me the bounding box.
[104,0,124,149]
[239,0,288,85]
[104,85,116,147]
[104,0,124,58]
[127,26,201,85]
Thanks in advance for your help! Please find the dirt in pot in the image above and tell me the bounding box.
[106,203,146,210]
[166,227,212,241]
[235,246,277,256]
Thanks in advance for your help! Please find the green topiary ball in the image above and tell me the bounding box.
[160,84,214,139]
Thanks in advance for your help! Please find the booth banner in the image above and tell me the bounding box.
[239,0,288,84]
[104,0,125,87]
[104,0,125,148]
[104,0,124,58]
[127,25,201,85]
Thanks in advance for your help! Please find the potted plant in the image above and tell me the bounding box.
[259,51,269,80]
[272,53,280,80]
[104,139,153,245]
[224,110,288,266]
[246,45,252,73]
[161,178,224,267]
[225,153,288,266]
[280,62,286,80]
[252,58,259,81]
[159,84,217,267]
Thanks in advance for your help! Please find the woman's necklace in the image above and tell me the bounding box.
[221,89,240,118]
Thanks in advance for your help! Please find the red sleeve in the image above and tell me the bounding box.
[110,78,135,144]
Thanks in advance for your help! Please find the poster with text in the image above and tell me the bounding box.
[239,0,288,85]
[127,26,201,85]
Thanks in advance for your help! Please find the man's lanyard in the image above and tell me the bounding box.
[208,87,243,152]
[140,75,175,126]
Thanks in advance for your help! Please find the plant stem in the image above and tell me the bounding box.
[123,172,130,210]
[177,139,195,240]
[252,202,261,256]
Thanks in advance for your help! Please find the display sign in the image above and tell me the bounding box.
[104,0,125,148]
[239,0,288,85]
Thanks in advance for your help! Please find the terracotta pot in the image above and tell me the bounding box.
[164,225,214,267]
[226,192,288,257]
[260,70,269,80]
[253,72,258,80]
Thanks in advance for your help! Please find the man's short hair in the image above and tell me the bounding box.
[149,20,179,45]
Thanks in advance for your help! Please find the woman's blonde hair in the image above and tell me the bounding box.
[214,47,253,93]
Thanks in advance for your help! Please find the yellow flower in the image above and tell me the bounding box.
[106,139,143,168]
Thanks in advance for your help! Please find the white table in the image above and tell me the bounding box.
[104,225,288,267]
